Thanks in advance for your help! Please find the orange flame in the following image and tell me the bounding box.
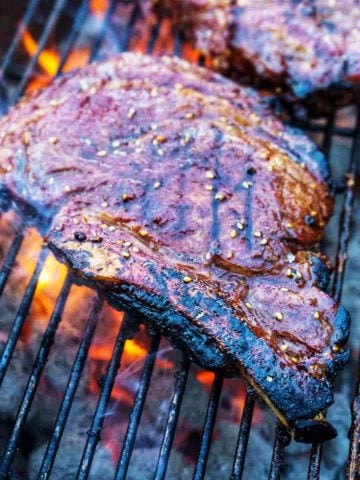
[21,28,90,91]
[196,371,215,388]
[32,255,68,322]
[89,339,148,362]
[15,229,67,325]
[109,386,134,405]
[22,29,60,77]
[182,41,202,64]
[15,236,171,405]
[90,0,109,17]
[62,47,90,72]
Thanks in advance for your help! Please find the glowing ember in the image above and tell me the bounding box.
[182,41,202,64]
[196,370,215,388]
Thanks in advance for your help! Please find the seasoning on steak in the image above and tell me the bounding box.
[150,0,360,113]
[0,53,350,440]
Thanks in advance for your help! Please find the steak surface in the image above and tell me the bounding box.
[151,0,360,112]
[0,53,350,437]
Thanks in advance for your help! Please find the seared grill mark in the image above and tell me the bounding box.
[210,127,223,247]
[244,156,254,250]
[169,174,189,235]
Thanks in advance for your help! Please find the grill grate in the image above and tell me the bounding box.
[0,1,358,479]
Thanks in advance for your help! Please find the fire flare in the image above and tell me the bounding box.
[22,29,59,76]
[90,0,109,17]
[21,29,90,91]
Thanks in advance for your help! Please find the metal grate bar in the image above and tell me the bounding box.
[56,0,91,75]
[38,296,103,480]
[320,111,335,155]
[193,375,223,480]
[147,21,162,54]
[154,357,191,480]
[295,121,356,138]
[0,277,72,478]
[0,247,48,386]
[115,334,161,479]
[268,425,291,480]
[89,0,117,62]
[332,110,360,302]
[230,388,256,480]
[307,106,360,480]
[0,226,24,298]
[76,313,132,479]
[119,2,141,53]
[174,31,184,58]
[346,355,360,480]
[14,0,68,101]
[307,444,322,480]
[340,111,360,480]
[0,0,41,84]
[305,109,344,480]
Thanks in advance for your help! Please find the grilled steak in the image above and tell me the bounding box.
[151,0,360,113]
[0,53,350,440]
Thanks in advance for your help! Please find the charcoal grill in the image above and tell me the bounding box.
[0,1,358,479]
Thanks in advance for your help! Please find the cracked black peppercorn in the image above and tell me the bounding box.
[304,214,317,227]
[74,231,87,241]
[246,166,257,175]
